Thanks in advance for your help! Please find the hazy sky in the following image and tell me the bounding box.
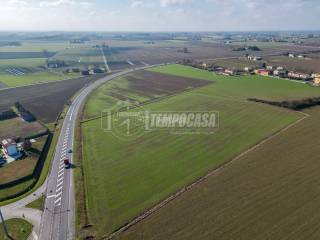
[0,0,319,31]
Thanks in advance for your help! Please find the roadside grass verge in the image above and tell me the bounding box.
[26,194,45,211]
[0,218,32,240]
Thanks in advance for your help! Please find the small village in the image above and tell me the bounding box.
[182,54,320,86]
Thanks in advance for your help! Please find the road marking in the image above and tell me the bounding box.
[57,176,64,183]
[47,195,56,199]
[57,180,64,188]
[58,172,64,178]
[56,186,63,193]
[69,107,75,121]
[58,168,64,174]
[54,197,62,204]
[127,60,134,66]
[32,230,39,240]
[56,191,62,198]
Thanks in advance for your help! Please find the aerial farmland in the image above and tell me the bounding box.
[76,64,320,238]
[0,30,320,240]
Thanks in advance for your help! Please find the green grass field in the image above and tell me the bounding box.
[118,107,320,240]
[0,41,69,52]
[0,218,32,240]
[0,58,78,87]
[26,195,45,211]
[78,64,320,237]
[149,65,320,101]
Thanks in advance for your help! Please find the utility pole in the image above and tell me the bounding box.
[0,208,13,240]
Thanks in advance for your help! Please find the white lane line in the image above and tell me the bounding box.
[56,186,63,193]
[47,195,56,199]
[69,107,75,121]
[57,180,64,188]
[55,191,62,198]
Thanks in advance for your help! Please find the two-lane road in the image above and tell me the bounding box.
[39,65,165,240]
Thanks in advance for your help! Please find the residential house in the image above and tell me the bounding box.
[313,74,320,85]
[274,70,288,77]
[224,69,238,76]
[244,67,253,72]
[248,56,262,61]
[255,69,270,76]
[1,139,22,160]
[288,71,311,81]
[266,66,274,70]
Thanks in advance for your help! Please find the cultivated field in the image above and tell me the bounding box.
[0,117,47,140]
[0,58,77,88]
[150,65,320,101]
[84,70,212,118]
[118,107,320,240]
[78,65,320,238]
[0,75,101,123]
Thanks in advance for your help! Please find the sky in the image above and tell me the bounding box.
[0,0,319,32]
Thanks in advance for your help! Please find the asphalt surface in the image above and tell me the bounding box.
[38,65,164,240]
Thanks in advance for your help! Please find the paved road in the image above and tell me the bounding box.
[38,65,165,240]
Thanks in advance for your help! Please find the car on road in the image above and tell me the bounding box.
[64,159,71,168]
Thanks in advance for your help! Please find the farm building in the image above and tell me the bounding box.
[1,138,22,160]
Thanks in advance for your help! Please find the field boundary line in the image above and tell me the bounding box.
[81,83,215,124]
[104,110,310,240]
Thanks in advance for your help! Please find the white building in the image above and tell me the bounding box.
[1,139,22,160]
